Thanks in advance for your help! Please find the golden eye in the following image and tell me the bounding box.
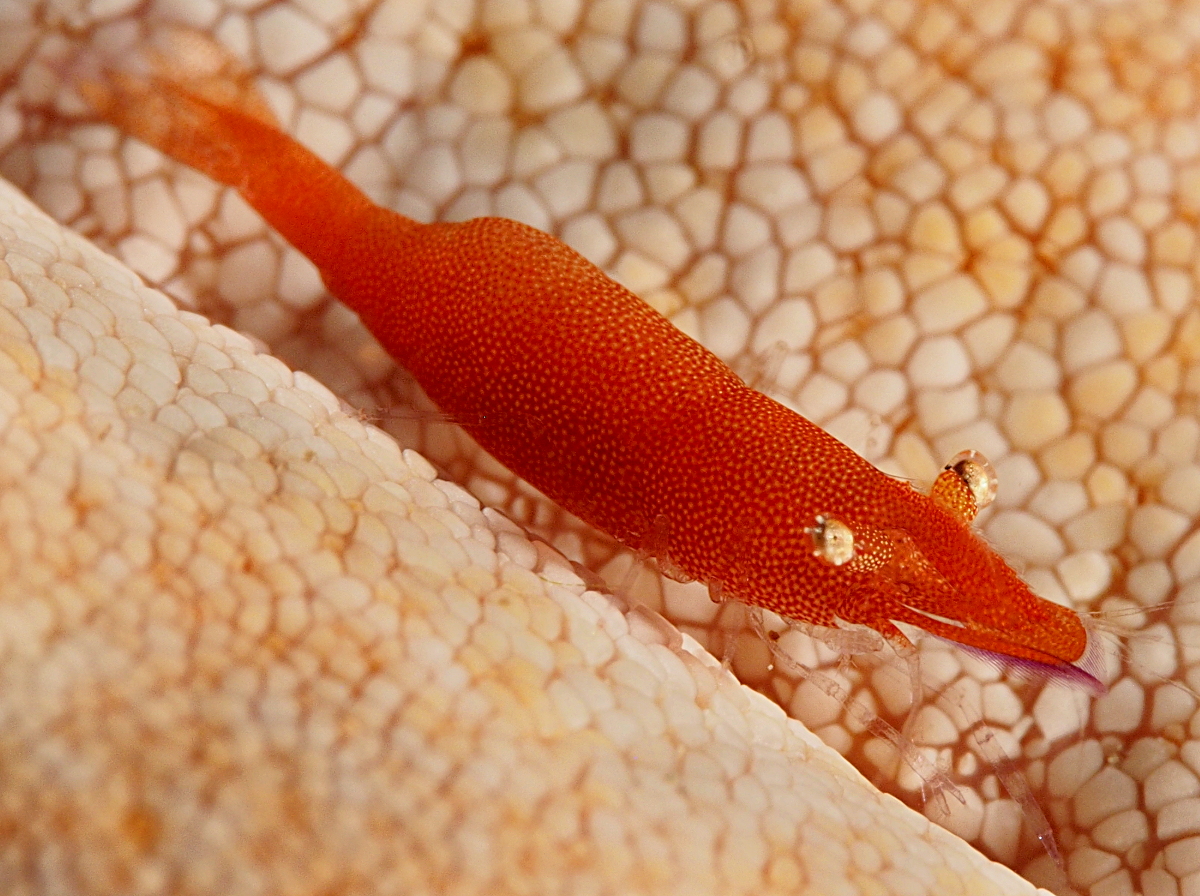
[946,449,998,511]
[808,514,855,566]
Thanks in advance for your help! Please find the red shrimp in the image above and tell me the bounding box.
[78,27,1103,693]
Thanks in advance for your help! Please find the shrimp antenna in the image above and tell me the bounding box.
[1084,599,1200,703]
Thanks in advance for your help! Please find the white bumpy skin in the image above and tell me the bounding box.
[10,2,1200,895]
[0,177,1048,895]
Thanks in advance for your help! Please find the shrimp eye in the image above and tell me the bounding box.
[930,449,998,523]
[808,514,855,566]
[948,449,998,510]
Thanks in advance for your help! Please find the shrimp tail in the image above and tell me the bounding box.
[73,26,384,272]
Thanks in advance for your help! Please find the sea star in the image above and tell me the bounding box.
[5,1,1200,894]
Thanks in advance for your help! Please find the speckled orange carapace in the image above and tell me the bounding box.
[83,28,1102,692]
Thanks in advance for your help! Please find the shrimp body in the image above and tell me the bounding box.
[83,30,1101,691]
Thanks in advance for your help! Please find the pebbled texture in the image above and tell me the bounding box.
[0,175,1045,895]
